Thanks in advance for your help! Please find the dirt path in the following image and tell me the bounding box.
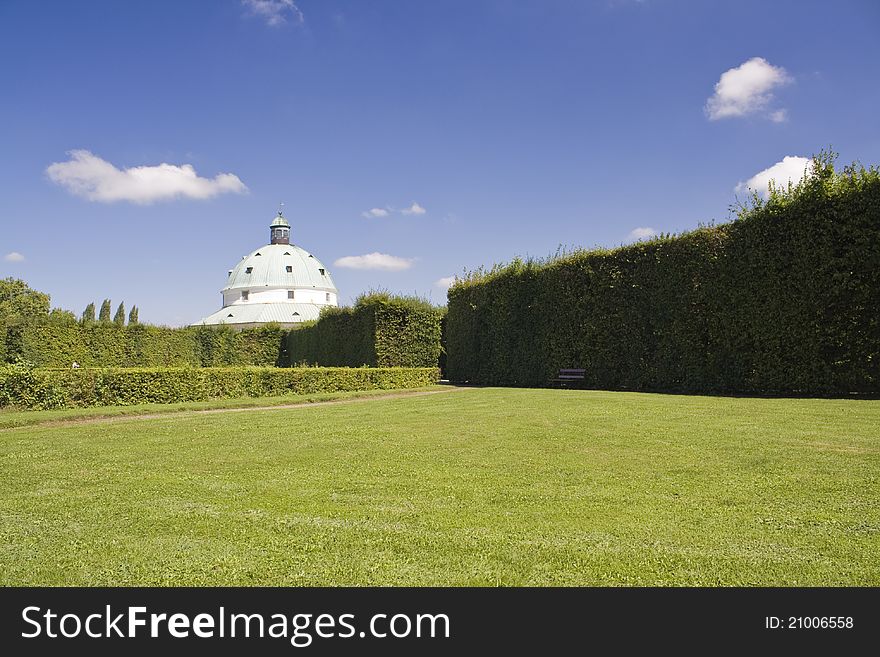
[3,386,471,431]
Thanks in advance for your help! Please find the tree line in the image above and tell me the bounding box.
[80,299,139,326]
[0,278,138,327]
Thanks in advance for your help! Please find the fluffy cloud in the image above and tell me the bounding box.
[362,202,427,217]
[4,252,25,263]
[628,227,657,240]
[434,276,456,289]
[46,150,248,204]
[735,156,811,198]
[333,253,414,271]
[401,202,426,216]
[242,0,303,26]
[705,57,791,121]
[361,207,390,218]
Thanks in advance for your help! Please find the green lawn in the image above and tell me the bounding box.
[1,387,878,586]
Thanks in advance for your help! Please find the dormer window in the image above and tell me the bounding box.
[286,266,293,273]
[288,290,295,299]
[245,267,253,274]
[319,268,325,276]
[241,291,249,301]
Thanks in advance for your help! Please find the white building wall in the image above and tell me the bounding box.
[223,287,337,307]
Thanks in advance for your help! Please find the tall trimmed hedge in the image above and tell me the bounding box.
[0,365,439,410]
[447,157,880,394]
[3,324,287,368]
[285,293,444,368]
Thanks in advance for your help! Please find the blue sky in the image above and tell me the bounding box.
[1,0,878,326]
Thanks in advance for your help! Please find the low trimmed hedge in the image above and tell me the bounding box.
[0,365,440,410]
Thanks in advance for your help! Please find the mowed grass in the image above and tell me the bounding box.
[1,387,878,586]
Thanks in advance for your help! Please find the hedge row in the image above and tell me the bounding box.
[285,293,444,368]
[447,156,880,394]
[3,324,287,368]
[0,365,440,410]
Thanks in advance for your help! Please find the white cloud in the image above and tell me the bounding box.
[434,276,456,289]
[628,227,657,240]
[401,202,426,215]
[705,57,791,121]
[333,253,414,271]
[4,252,25,263]
[46,150,248,204]
[769,109,788,123]
[735,156,811,199]
[361,207,390,218]
[242,0,303,26]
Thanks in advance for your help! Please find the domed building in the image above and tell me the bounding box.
[194,211,339,329]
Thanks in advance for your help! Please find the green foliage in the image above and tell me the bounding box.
[447,155,880,394]
[192,324,288,367]
[81,302,96,325]
[285,293,444,368]
[128,305,139,325]
[2,323,290,368]
[0,290,440,372]
[47,308,77,325]
[0,326,5,364]
[233,323,288,366]
[0,278,50,324]
[438,307,448,379]
[0,365,440,410]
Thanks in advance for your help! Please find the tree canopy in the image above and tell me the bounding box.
[0,278,50,324]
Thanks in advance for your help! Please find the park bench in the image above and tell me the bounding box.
[551,368,586,387]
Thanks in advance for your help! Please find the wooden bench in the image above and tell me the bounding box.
[551,368,586,386]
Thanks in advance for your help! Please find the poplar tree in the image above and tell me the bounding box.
[113,302,126,326]
[99,299,112,323]
[128,305,139,325]
[81,302,96,325]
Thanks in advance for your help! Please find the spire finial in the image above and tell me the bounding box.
[278,201,285,216]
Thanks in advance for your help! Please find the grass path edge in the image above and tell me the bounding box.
[0,385,467,432]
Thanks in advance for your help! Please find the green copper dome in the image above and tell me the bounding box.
[194,208,339,329]
[224,243,337,292]
[269,212,290,228]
